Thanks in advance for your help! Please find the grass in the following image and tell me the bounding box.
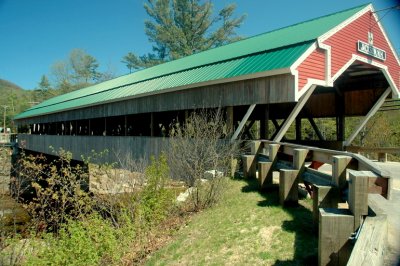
[145,177,318,266]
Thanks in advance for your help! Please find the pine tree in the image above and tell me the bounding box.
[123,0,245,70]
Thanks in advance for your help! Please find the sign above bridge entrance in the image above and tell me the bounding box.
[357,40,386,61]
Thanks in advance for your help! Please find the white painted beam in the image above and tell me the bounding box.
[273,85,317,142]
[344,87,391,146]
[230,104,256,143]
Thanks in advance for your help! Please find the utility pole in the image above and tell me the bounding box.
[2,105,8,134]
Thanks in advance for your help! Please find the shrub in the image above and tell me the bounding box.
[25,214,124,266]
[136,154,175,229]
[168,108,239,210]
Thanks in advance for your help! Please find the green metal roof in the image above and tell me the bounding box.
[15,3,368,120]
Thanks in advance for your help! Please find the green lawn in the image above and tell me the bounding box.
[145,177,317,266]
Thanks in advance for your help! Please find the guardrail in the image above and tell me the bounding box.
[0,133,17,145]
[241,140,391,266]
[346,145,400,162]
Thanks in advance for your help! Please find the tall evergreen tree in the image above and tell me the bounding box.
[123,0,246,70]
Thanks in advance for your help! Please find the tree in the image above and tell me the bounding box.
[34,75,54,102]
[50,49,102,94]
[123,0,246,70]
[69,49,101,83]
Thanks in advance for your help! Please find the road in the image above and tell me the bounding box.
[375,162,400,266]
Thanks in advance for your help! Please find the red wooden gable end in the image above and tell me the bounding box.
[323,11,400,89]
[295,7,400,95]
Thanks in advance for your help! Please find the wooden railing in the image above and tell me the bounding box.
[346,145,400,162]
[241,140,390,266]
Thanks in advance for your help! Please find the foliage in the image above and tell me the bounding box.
[122,0,246,70]
[19,149,94,234]
[2,149,180,265]
[50,49,102,92]
[137,154,175,228]
[25,214,123,266]
[0,79,32,132]
[168,108,239,210]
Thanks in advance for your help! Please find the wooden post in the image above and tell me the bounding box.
[279,169,299,206]
[348,170,369,230]
[332,155,352,190]
[378,152,387,162]
[293,148,308,173]
[150,112,154,137]
[319,208,354,266]
[226,106,233,135]
[230,156,238,177]
[268,144,279,163]
[258,161,273,189]
[312,185,339,227]
[242,155,256,179]
[250,140,262,155]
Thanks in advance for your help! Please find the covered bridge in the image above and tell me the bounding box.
[15,3,400,163]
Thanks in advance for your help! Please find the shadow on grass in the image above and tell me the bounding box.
[238,177,318,266]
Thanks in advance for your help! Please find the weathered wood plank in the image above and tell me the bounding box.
[242,155,256,179]
[332,155,352,190]
[312,185,339,226]
[319,208,354,266]
[347,215,387,266]
[279,169,299,206]
[348,170,369,230]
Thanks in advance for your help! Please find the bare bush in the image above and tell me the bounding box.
[168,108,240,210]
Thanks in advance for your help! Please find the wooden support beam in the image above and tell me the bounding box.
[312,185,339,226]
[150,112,154,137]
[344,87,391,146]
[242,155,256,179]
[348,170,369,230]
[273,85,316,142]
[293,148,308,173]
[258,161,273,189]
[250,140,262,155]
[231,104,256,143]
[307,116,325,141]
[319,208,354,266]
[332,155,352,190]
[268,144,280,164]
[279,169,299,206]
[225,106,233,134]
[242,120,256,139]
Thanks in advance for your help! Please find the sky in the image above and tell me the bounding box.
[0,0,399,90]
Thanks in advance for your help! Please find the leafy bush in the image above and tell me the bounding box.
[25,214,124,266]
[19,149,94,234]
[136,154,175,229]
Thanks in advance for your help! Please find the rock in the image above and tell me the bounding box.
[203,170,223,179]
[176,187,195,202]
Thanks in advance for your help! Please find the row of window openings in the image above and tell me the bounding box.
[27,116,182,137]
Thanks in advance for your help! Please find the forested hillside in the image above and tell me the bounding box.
[0,79,33,131]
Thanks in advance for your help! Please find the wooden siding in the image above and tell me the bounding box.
[296,48,326,91]
[18,134,169,163]
[323,11,400,89]
[304,87,386,118]
[16,74,295,125]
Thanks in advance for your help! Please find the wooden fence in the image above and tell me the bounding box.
[242,140,390,266]
[346,145,400,162]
